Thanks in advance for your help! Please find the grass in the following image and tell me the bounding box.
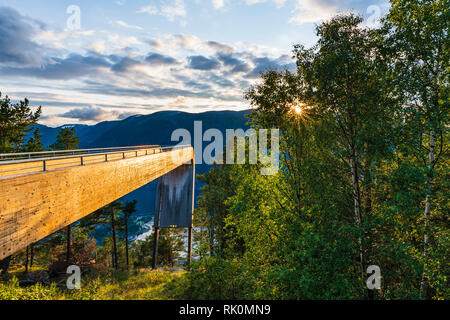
[0,267,188,300]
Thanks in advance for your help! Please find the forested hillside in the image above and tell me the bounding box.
[186,6,449,300]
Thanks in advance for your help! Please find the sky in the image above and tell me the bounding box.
[0,0,390,126]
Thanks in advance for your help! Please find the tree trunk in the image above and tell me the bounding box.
[152,227,160,269]
[29,244,34,268]
[0,256,11,277]
[363,162,374,300]
[125,217,129,270]
[351,150,367,296]
[66,225,71,267]
[25,246,29,273]
[421,129,435,300]
[111,211,118,269]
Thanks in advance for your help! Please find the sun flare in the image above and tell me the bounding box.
[294,105,303,115]
[291,102,305,116]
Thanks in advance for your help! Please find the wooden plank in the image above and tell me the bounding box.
[0,147,194,259]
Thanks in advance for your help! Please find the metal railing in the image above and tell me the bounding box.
[0,145,191,178]
[0,145,159,161]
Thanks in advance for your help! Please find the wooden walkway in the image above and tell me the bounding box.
[0,145,194,260]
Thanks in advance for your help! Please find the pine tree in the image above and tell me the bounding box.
[49,127,80,151]
[24,127,44,152]
[123,200,137,269]
[0,93,41,153]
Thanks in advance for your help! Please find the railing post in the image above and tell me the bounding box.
[105,154,108,162]
[80,156,84,166]
[43,160,47,172]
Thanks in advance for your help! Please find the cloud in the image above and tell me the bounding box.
[118,112,140,120]
[290,0,386,24]
[245,0,286,8]
[111,57,142,72]
[0,6,292,125]
[161,0,186,21]
[137,4,158,15]
[212,0,225,9]
[0,6,45,66]
[145,53,180,65]
[0,54,111,79]
[115,20,143,30]
[202,73,235,87]
[138,0,186,23]
[78,81,215,100]
[217,53,251,73]
[245,55,294,79]
[147,38,166,51]
[187,55,221,70]
[59,106,116,122]
[86,41,107,54]
[214,0,286,9]
[205,41,235,54]
[173,34,203,50]
[290,0,338,23]
[59,106,109,121]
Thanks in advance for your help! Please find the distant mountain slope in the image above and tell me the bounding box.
[34,110,251,239]
[35,110,251,148]
[84,110,251,148]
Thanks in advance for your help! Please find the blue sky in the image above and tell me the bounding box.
[0,0,389,126]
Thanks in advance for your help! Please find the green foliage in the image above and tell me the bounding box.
[23,128,44,152]
[183,258,251,300]
[131,229,185,268]
[186,2,449,300]
[0,277,61,300]
[0,269,186,300]
[0,92,41,153]
[1,0,448,301]
[49,127,80,150]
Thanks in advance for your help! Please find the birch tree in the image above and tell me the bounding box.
[383,0,449,299]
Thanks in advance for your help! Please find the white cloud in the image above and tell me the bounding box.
[115,20,143,30]
[289,0,389,25]
[138,0,186,23]
[86,41,107,54]
[245,0,286,8]
[107,34,142,47]
[161,0,186,21]
[290,0,338,24]
[173,34,203,50]
[34,29,95,42]
[1,6,294,125]
[212,0,225,9]
[137,4,158,15]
